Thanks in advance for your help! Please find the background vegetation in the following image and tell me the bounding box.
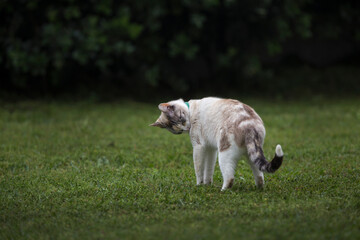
[1,0,359,98]
[1,99,359,239]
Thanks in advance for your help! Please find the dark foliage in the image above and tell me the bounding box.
[1,0,359,98]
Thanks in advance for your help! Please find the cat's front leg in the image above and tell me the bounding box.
[193,146,206,185]
[203,148,217,185]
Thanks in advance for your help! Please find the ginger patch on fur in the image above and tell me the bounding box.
[220,130,231,152]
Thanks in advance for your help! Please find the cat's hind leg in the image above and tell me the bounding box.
[249,161,265,188]
[203,148,218,185]
[218,148,240,191]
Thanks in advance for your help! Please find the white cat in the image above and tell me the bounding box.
[150,97,283,190]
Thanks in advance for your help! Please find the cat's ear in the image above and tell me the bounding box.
[158,103,175,114]
[149,121,165,128]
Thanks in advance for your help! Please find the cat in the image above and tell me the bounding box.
[150,97,283,190]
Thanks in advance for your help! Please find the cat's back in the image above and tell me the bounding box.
[189,97,265,147]
[198,97,258,116]
[194,97,263,128]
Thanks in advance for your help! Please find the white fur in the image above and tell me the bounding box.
[187,97,265,190]
[276,144,283,157]
[153,97,283,191]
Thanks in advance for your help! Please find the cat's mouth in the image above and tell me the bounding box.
[170,129,183,134]
[168,128,183,135]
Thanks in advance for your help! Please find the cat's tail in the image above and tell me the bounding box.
[246,130,283,173]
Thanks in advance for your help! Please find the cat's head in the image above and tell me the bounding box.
[150,99,190,134]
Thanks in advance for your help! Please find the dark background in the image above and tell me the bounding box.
[1,0,359,100]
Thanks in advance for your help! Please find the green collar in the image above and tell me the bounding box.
[185,102,189,109]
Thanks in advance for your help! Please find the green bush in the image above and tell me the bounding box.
[0,0,359,96]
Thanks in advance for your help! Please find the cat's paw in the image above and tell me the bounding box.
[221,178,234,191]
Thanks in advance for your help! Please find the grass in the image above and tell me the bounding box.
[0,98,359,239]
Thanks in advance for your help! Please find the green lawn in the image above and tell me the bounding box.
[0,99,359,239]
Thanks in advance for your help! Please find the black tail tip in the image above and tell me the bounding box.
[267,144,284,173]
[267,155,283,173]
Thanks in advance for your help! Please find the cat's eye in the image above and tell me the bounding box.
[180,111,186,124]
